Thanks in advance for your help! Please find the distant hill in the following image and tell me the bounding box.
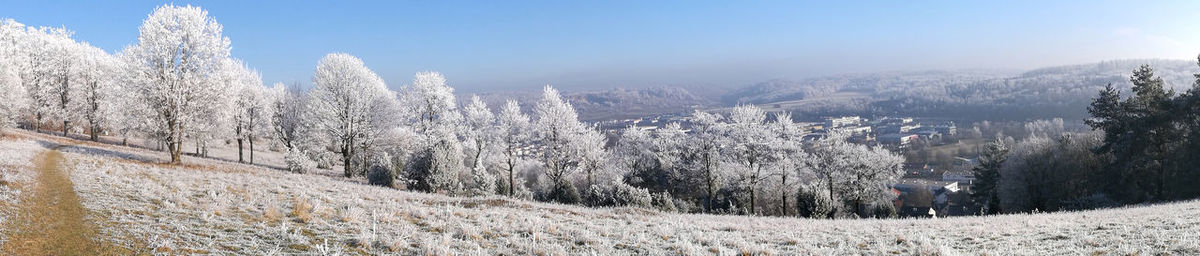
[471,86,715,121]
[470,59,1199,122]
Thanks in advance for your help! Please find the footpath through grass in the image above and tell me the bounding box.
[1,146,127,255]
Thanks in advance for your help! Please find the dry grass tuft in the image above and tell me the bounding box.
[263,204,284,223]
[291,196,314,223]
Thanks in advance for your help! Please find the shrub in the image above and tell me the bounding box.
[611,182,652,208]
[797,185,836,219]
[652,191,677,212]
[583,185,612,207]
[405,140,463,194]
[546,180,581,204]
[871,203,897,219]
[494,174,510,196]
[368,154,395,188]
[314,151,336,170]
[284,148,316,174]
[403,149,435,192]
[512,183,534,201]
[466,167,496,196]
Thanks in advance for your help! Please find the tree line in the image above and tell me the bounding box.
[0,5,906,218]
[972,59,1200,214]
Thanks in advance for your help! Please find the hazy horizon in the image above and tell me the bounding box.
[3,0,1198,93]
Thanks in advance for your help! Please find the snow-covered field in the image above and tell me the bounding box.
[0,136,44,247]
[3,131,1199,255]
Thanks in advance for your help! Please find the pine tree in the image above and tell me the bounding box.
[971,139,1008,214]
[1086,83,1123,149]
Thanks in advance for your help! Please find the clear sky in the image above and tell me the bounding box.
[3,1,1198,92]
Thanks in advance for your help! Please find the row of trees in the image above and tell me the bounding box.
[0,19,116,140]
[972,58,1200,214]
[0,5,906,218]
[0,6,273,167]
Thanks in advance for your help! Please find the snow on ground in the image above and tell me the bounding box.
[0,135,46,247]
[3,131,1200,255]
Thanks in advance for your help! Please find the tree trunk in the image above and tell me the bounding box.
[167,119,182,165]
[827,174,836,217]
[781,173,788,216]
[342,139,353,178]
[170,142,182,164]
[89,122,98,141]
[249,136,255,165]
[704,148,715,213]
[507,158,515,197]
[237,138,244,163]
[748,165,758,215]
[749,185,757,216]
[62,121,69,137]
[586,168,594,191]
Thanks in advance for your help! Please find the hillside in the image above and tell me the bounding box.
[475,86,715,121]
[513,60,1199,122]
[0,130,1197,255]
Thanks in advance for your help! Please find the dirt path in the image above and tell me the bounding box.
[2,147,126,255]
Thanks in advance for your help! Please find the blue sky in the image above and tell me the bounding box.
[3,1,1198,92]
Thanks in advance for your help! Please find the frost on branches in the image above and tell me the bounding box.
[122,4,234,164]
[307,53,393,177]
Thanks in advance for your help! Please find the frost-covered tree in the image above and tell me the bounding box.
[615,123,682,196]
[462,95,498,195]
[268,82,306,150]
[73,44,117,141]
[104,55,150,146]
[47,33,83,136]
[405,71,459,136]
[231,63,270,164]
[723,104,777,215]
[836,144,904,217]
[14,25,72,133]
[495,100,529,196]
[576,125,608,190]
[533,85,590,202]
[400,71,464,193]
[804,132,904,218]
[308,53,393,177]
[0,20,30,132]
[681,110,724,212]
[768,111,806,216]
[462,95,494,171]
[122,4,234,164]
[0,57,27,132]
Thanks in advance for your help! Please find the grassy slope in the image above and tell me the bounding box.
[3,130,1200,255]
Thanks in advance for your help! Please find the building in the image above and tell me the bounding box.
[914,130,941,142]
[878,133,918,148]
[880,117,914,126]
[877,123,922,134]
[892,179,960,205]
[824,116,862,128]
[802,133,827,142]
[830,125,872,136]
[942,171,975,187]
[952,157,977,168]
[933,124,957,136]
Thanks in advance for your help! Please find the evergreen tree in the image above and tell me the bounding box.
[1086,83,1123,150]
[971,139,1008,214]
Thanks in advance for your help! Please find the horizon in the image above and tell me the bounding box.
[3,1,1199,93]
